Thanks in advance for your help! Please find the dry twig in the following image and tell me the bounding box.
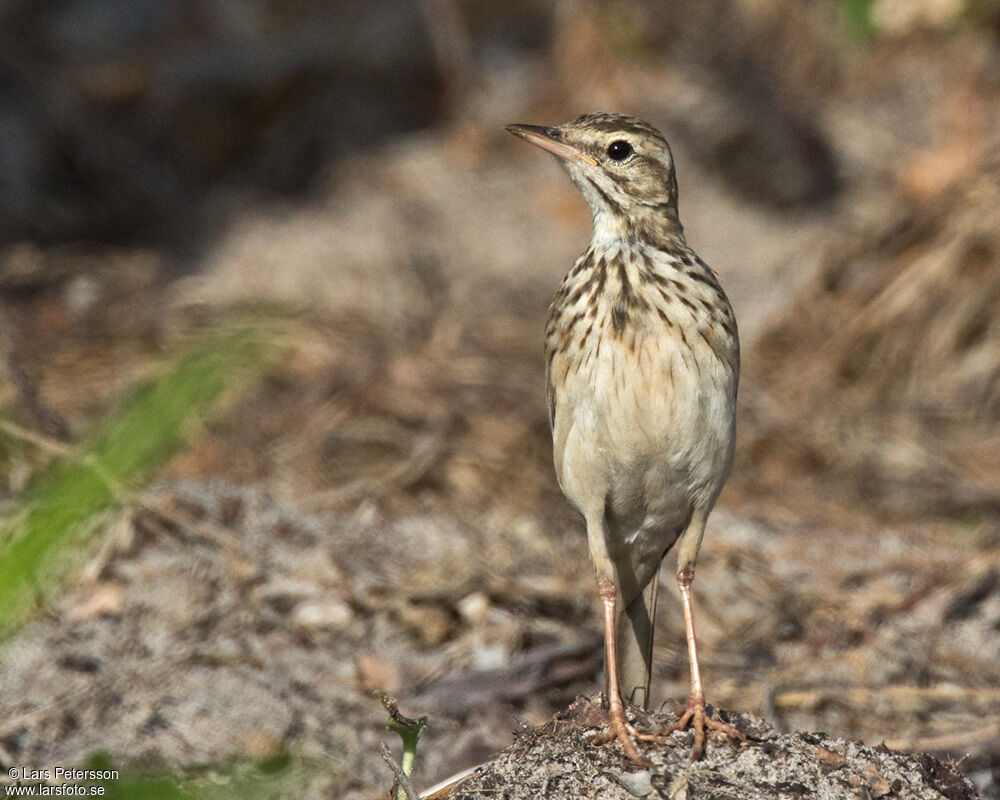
[380,742,420,800]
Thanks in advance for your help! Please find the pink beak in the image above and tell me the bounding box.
[505,124,598,166]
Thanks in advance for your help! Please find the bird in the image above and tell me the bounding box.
[506,113,742,764]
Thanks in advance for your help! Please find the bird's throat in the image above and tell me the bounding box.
[591,205,686,255]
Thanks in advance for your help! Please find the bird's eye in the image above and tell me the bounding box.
[606,140,633,161]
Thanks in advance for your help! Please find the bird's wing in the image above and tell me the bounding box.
[545,357,556,432]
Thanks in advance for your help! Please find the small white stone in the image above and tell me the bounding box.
[457,591,490,623]
[291,599,353,631]
[472,644,508,670]
[65,274,101,314]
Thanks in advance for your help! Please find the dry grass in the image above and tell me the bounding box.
[744,151,1000,524]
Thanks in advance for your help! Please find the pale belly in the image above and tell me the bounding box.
[552,330,737,572]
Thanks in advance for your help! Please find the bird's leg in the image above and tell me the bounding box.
[648,564,743,760]
[589,578,651,766]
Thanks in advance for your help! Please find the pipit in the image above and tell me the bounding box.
[506,114,742,764]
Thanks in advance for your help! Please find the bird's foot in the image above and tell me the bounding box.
[646,693,744,761]
[589,698,652,767]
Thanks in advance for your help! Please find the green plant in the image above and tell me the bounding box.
[379,693,427,800]
[0,324,275,635]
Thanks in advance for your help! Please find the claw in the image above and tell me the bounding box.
[648,695,744,761]
[589,698,652,767]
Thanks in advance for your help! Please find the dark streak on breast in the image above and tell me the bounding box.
[592,257,608,296]
[611,302,629,334]
[656,307,674,328]
[686,270,720,291]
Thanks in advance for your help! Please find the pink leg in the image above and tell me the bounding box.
[589,578,650,766]
[653,565,744,761]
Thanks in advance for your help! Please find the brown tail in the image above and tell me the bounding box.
[607,576,660,709]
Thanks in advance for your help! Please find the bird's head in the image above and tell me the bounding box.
[506,113,684,249]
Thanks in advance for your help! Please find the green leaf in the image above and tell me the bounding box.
[0,324,276,635]
[842,0,877,37]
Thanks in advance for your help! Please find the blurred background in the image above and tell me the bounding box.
[0,0,999,797]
